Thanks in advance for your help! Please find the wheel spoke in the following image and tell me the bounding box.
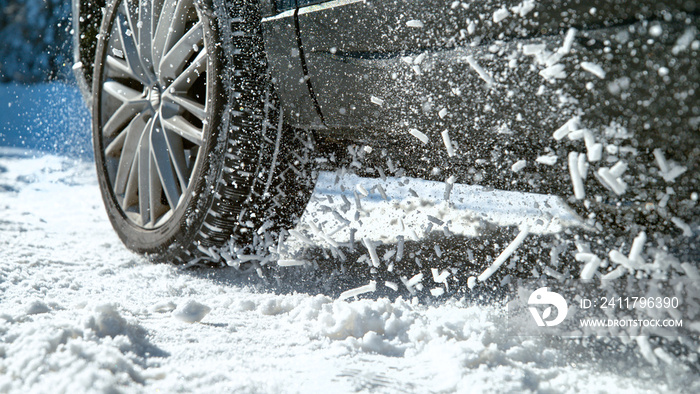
[163,91,206,120]
[169,48,207,91]
[106,55,141,81]
[162,127,191,189]
[116,6,150,85]
[138,125,152,225]
[105,127,128,158]
[103,80,142,103]
[115,113,150,195]
[138,0,153,73]
[152,0,190,67]
[151,117,182,209]
[103,100,148,138]
[161,115,203,145]
[159,22,203,81]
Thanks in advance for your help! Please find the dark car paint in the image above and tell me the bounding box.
[262,0,697,137]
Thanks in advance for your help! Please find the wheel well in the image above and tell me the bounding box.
[72,0,107,101]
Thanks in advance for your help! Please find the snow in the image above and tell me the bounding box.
[465,55,494,85]
[580,61,607,79]
[2,147,696,392]
[405,20,424,28]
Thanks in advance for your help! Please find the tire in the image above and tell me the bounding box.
[92,0,317,264]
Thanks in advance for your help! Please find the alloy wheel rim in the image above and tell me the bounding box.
[98,0,210,229]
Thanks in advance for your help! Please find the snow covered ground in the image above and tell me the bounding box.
[1,146,697,393]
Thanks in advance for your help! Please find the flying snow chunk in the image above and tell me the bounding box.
[511,0,536,17]
[522,44,546,55]
[465,55,494,85]
[553,116,580,140]
[172,300,211,323]
[558,28,577,55]
[370,96,384,106]
[536,154,558,166]
[406,20,424,28]
[478,226,530,282]
[539,64,566,80]
[493,7,509,23]
[511,160,527,172]
[339,281,377,300]
[409,128,429,144]
[580,61,606,79]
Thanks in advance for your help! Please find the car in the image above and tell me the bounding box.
[72,0,698,264]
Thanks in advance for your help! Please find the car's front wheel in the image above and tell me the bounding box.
[92,0,317,264]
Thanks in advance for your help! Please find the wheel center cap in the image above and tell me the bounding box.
[147,86,161,109]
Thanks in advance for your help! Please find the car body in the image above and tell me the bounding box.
[72,0,699,263]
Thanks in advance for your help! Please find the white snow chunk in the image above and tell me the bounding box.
[672,27,697,55]
[568,152,585,200]
[431,268,450,283]
[430,287,445,297]
[152,301,177,313]
[628,231,646,264]
[85,304,128,337]
[409,128,429,144]
[609,160,628,178]
[654,348,675,365]
[577,153,588,179]
[339,280,377,300]
[576,253,602,280]
[413,53,427,65]
[25,300,51,315]
[553,116,580,140]
[441,129,456,157]
[539,64,566,80]
[172,300,211,323]
[511,160,527,173]
[465,55,494,85]
[363,237,381,267]
[597,167,627,195]
[536,154,558,166]
[681,262,700,282]
[278,259,309,267]
[384,281,399,291]
[467,276,477,289]
[511,0,536,17]
[558,28,577,55]
[654,149,687,182]
[438,108,448,118]
[587,143,603,162]
[523,44,546,56]
[670,217,693,237]
[370,96,384,106]
[635,337,658,366]
[356,184,369,197]
[602,266,626,281]
[580,61,606,79]
[493,7,509,23]
[406,273,424,288]
[406,19,424,28]
[478,226,530,282]
[609,250,638,271]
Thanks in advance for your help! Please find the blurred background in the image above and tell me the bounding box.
[0,0,91,157]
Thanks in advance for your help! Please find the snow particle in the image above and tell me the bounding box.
[409,128,430,144]
[580,61,607,79]
[405,20,424,28]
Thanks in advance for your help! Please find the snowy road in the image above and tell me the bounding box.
[1,148,696,393]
